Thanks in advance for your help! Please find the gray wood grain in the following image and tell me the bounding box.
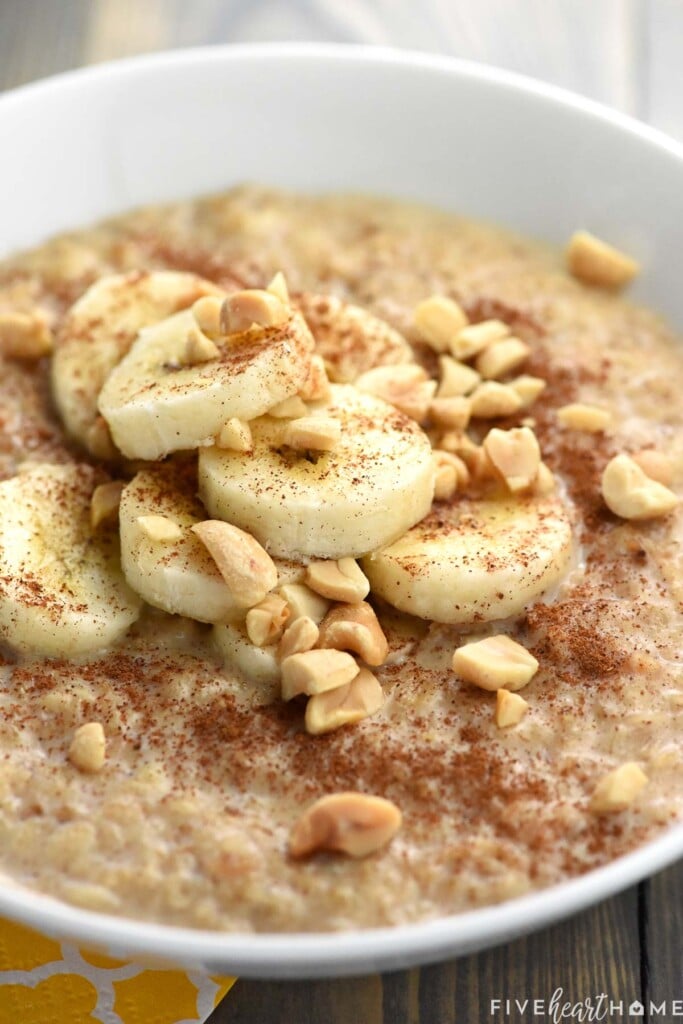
[644,864,683,1006]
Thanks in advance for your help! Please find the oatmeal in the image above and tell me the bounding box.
[0,187,680,931]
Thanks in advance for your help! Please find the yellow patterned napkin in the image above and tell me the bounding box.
[0,917,236,1023]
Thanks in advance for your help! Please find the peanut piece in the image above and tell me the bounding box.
[289,792,402,858]
[305,558,370,604]
[429,396,472,430]
[317,602,388,667]
[266,271,290,305]
[68,722,106,773]
[483,427,541,493]
[192,520,278,607]
[355,364,436,423]
[269,395,309,418]
[510,375,547,408]
[437,355,481,397]
[567,230,639,289]
[413,295,468,352]
[137,514,183,543]
[495,689,529,728]
[90,481,124,530]
[278,583,330,624]
[283,416,341,452]
[452,635,539,692]
[246,594,290,647]
[217,417,253,453]
[450,319,509,361]
[184,327,220,365]
[589,762,648,814]
[299,354,332,402]
[305,668,384,735]
[434,459,458,502]
[434,450,470,491]
[475,337,530,380]
[281,649,359,701]
[631,449,673,486]
[0,310,53,359]
[557,403,611,433]
[278,616,319,660]
[470,382,523,419]
[601,454,678,520]
[192,295,223,336]
[532,462,557,496]
[86,415,119,460]
[220,288,288,333]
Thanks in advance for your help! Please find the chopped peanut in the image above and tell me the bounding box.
[137,514,183,543]
[450,319,509,361]
[283,416,341,452]
[90,481,124,530]
[305,558,370,604]
[557,403,611,433]
[317,602,389,667]
[299,354,332,402]
[217,417,253,453]
[269,395,309,418]
[191,295,223,336]
[191,520,278,607]
[434,449,470,491]
[278,583,330,624]
[433,459,458,501]
[631,449,673,487]
[413,295,468,352]
[278,616,320,660]
[510,375,546,408]
[452,635,539,692]
[68,722,106,773]
[305,668,384,735]
[495,689,529,728]
[184,327,220,365]
[483,427,541,493]
[86,416,119,461]
[437,355,481,397]
[266,271,290,305]
[0,310,53,359]
[475,337,530,380]
[355,364,436,422]
[589,763,648,814]
[532,462,557,496]
[429,396,472,430]
[220,288,288,333]
[246,594,290,647]
[281,649,359,701]
[601,454,678,520]
[567,230,639,290]
[289,792,402,858]
[470,381,523,418]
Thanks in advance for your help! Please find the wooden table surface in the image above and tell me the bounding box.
[0,2,680,1021]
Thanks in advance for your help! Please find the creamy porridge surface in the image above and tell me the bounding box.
[0,186,681,931]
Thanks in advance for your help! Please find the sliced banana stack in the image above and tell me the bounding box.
[0,463,141,656]
[362,492,573,624]
[98,289,316,460]
[52,271,219,456]
[198,383,436,560]
[295,293,414,382]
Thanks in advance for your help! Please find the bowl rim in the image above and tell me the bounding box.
[0,41,681,976]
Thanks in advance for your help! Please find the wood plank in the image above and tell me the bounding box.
[643,862,683,1008]
[212,887,642,1023]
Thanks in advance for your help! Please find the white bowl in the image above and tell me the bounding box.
[0,43,681,978]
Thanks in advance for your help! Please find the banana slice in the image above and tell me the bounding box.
[0,463,141,656]
[119,463,305,623]
[198,384,436,560]
[296,293,414,382]
[98,307,315,460]
[52,271,218,455]
[363,493,574,624]
[213,623,281,688]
